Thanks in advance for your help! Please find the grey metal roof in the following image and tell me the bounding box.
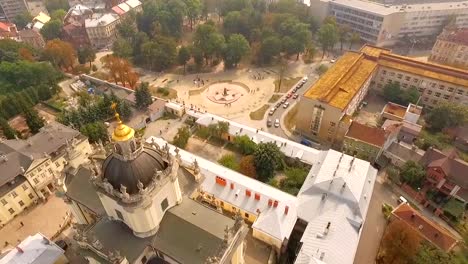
[0,122,80,188]
[87,198,235,264]
[0,176,26,197]
[65,167,106,215]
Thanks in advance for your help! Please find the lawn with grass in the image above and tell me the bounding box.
[274,77,301,93]
[152,86,177,99]
[268,94,282,103]
[249,104,270,120]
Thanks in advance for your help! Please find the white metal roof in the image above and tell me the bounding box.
[196,113,321,165]
[0,233,64,264]
[85,13,119,28]
[125,0,142,8]
[295,150,377,264]
[146,136,298,242]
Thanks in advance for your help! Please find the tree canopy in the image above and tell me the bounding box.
[135,82,153,110]
[40,20,63,41]
[377,220,422,264]
[400,160,426,189]
[425,103,468,132]
[223,34,250,68]
[383,82,420,106]
[254,142,284,181]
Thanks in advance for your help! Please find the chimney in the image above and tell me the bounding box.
[230,183,234,190]
[20,167,25,173]
[284,206,289,215]
[273,200,278,208]
[268,199,272,207]
[324,222,331,235]
[16,246,24,253]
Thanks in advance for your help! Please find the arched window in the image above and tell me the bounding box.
[115,144,123,155]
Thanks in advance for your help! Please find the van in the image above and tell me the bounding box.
[397,196,408,204]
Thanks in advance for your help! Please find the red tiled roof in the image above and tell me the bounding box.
[112,6,125,15]
[392,203,458,252]
[444,28,468,46]
[0,22,10,32]
[421,148,468,189]
[345,121,386,147]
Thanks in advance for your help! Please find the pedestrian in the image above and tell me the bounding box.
[20,221,24,227]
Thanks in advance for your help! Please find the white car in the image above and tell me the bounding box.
[274,119,280,128]
[269,108,275,115]
[283,102,289,108]
[330,59,336,63]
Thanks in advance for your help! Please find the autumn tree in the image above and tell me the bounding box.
[102,55,136,87]
[18,48,34,61]
[377,220,421,264]
[239,155,256,178]
[43,39,76,70]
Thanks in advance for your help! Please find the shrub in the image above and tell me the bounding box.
[218,154,239,171]
[157,87,170,96]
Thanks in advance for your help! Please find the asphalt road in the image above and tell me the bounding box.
[354,171,399,264]
[266,63,328,138]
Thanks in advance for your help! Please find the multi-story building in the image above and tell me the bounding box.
[0,0,29,22]
[296,50,378,145]
[0,122,91,226]
[85,13,120,49]
[0,21,18,40]
[429,26,468,69]
[420,148,468,203]
[111,0,142,18]
[309,0,468,46]
[296,44,468,145]
[343,121,400,162]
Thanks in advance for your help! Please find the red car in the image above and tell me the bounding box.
[287,93,292,98]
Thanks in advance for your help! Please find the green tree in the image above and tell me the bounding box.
[317,23,338,58]
[315,64,328,75]
[281,167,308,195]
[184,0,202,30]
[13,12,32,29]
[218,154,239,171]
[80,122,108,143]
[383,82,419,105]
[234,135,257,155]
[425,103,468,132]
[112,37,133,59]
[118,101,132,121]
[0,117,17,139]
[349,32,361,50]
[177,46,191,74]
[40,20,63,41]
[77,46,96,68]
[258,35,281,65]
[45,0,69,13]
[223,34,249,68]
[173,126,191,149]
[402,87,420,105]
[134,82,153,110]
[23,107,44,134]
[400,161,426,189]
[50,9,66,20]
[254,142,284,181]
[338,24,350,51]
[141,37,177,71]
[413,243,451,264]
[193,22,225,65]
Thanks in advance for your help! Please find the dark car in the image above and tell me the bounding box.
[267,119,272,127]
[55,239,68,251]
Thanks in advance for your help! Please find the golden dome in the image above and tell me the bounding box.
[111,111,135,142]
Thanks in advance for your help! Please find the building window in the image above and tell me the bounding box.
[435,92,441,97]
[427,90,432,95]
[161,198,169,212]
[11,191,17,198]
[382,70,387,75]
[443,94,450,99]
[448,87,454,92]
[33,178,39,184]
[405,76,411,81]
[397,74,403,79]
[18,200,24,207]
[245,212,249,218]
[413,78,419,83]
[1,199,6,205]
[439,85,445,90]
[22,184,28,191]
[8,208,15,215]
[115,209,124,220]
[48,168,53,174]
[55,162,60,167]
[28,193,34,199]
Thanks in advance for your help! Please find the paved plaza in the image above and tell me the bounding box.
[0,196,69,251]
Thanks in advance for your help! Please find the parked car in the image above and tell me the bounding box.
[269,108,275,115]
[283,102,289,108]
[330,59,336,63]
[281,98,287,104]
[276,102,281,108]
[293,94,299,99]
[397,196,408,204]
[287,93,292,98]
[274,119,280,128]
[267,119,272,127]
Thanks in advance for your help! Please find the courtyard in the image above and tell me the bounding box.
[0,196,69,251]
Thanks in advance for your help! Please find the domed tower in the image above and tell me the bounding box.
[92,105,182,238]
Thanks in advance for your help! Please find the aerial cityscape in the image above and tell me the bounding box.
[0,0,467,263]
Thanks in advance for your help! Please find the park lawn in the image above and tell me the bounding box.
[274,77,301,93]
[152,87,177,99]
[249,104,270,120]
[284,104,298,132]
[268,94,282,103]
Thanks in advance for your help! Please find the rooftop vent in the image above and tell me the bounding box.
[418,225,423,230]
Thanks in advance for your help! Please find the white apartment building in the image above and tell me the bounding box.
[85,13,120,49]
[0,0,29,22]
[0,122,91,226]
[309,0,468,46]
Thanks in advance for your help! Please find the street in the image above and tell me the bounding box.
[266,62,329,138]
[354,171,398,264]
